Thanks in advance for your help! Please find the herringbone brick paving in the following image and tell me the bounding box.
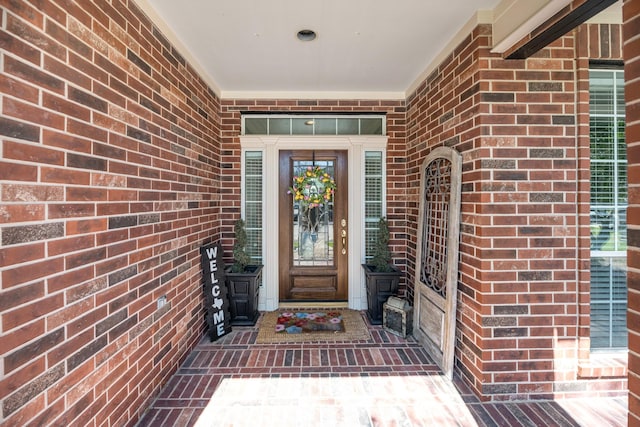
[137,311,627,426]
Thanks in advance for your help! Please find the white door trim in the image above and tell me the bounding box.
[240,135,388,311]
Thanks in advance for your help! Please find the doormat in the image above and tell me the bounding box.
[255,309,371,343]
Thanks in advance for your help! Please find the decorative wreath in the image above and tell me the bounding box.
[288,165,336,208]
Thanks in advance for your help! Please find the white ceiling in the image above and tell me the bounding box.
[135,0,621,100]
[137,0,503,99]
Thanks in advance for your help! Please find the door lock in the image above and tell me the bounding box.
[340,219,347,255]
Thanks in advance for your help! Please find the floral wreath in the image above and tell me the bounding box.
[288,165,336,208]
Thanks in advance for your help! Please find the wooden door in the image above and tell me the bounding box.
[413,147,462,380]
[279,150,348,301]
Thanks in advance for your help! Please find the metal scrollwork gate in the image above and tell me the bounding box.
[413,146,462,380]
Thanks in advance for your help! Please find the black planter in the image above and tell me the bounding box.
[225,265,263,326]
[362,264,401,325]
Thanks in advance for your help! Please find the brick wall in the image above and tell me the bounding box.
[1,0,635,423]
[407,24,502,400]
[407,22,627,400]
[0,1,221,425]
[217,100,409,292]
[624,0,640,424]
[574,22,625,380]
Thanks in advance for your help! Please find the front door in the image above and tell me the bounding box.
[279,150,348,301]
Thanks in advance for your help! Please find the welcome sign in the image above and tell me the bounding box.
[200,242,232,341]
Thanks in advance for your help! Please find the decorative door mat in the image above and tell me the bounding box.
[255,309,371,343]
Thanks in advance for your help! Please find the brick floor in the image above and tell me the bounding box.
[137,311,628,426]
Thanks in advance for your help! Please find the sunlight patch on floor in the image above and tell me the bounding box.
[558,397,628,426]
[193,374,479,426]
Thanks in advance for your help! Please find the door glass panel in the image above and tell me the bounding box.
[292,159,334,266]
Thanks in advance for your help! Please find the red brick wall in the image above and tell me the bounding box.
[1,0,635,423]
[407,23,626,401]
[575,21,624,369]
[624,0,640,424]
[0,1,221,425]
[218,100,409,292]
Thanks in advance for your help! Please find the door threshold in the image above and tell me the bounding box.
[278,301,349,309]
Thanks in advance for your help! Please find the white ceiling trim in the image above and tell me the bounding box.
[586,0,622,23]
[136,0,614,101]
[134,0,222,96]
[134,0,501,101]
[221,90,406,101]
[404,10,494,98]
[491,0,573,54]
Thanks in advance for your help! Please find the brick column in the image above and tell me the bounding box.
[624,0,640,425]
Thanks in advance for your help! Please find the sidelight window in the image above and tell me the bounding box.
[244,151,263,264]
[364,151,385,261]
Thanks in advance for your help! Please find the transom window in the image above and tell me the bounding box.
[242,114,385,136]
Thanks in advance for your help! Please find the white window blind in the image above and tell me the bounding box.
[364,151,384,261]
[244,151,263,263]
[589,68,627,350]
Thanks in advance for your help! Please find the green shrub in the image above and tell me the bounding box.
[231,219,251,273]
[371,217,393,272]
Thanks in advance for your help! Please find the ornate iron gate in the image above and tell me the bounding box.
[413,146,462,379]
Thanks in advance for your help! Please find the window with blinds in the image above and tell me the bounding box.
[589,68,627,350]
[244,151,263,264]
[364,151,384,261]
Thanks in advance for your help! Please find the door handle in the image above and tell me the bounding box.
[341,229,347,255]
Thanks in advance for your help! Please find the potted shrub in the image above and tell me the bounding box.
[226,219,263,326]
[362,217,402,325]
